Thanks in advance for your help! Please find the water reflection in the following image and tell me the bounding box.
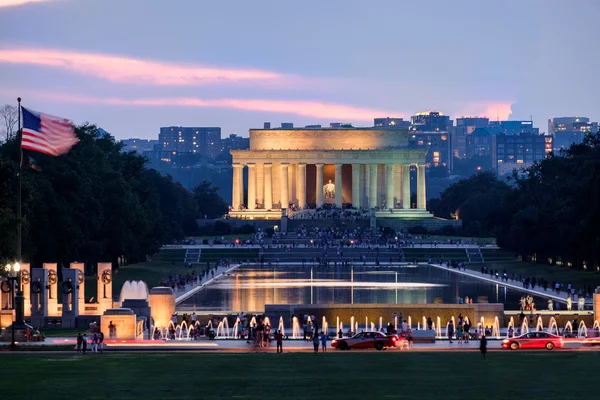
[179,264,545,312]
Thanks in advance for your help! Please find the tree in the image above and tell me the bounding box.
[0,105,18,143]
[193,181,229,218]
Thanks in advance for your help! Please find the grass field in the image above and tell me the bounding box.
[0,352,597,399]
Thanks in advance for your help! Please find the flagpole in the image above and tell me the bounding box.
[17,97,22,261]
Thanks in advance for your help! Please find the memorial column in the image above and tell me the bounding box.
[403,164,411,209]
[417,164,427,209]
[386,164,394,209]
[264,163,273,209]
[232,163,242,210]
[352,164,360,209]
[369,164,377,209]
[315,163,324,208]
[297,163,307,209]
[334,163,343,207]
[247,163,256,210]
[280,163,289,209]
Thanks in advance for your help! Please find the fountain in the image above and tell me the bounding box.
[371,322,376,332]
[593,320,600,331]
[436,316,441,336]
[264,317,271,328]
[292,316,301,338]
[408,316,412,328]
[564,320,573,337]
[417,322,421,330]
[278,316,285,334]
[232,317,242,338]
[249,316,257,327]
[578,320,587,338]
[322,316,328,335]
[507,317,515,338]
[521,319,529,335]
[492,316,501,338]
[422,316,427,330]
[379,317,383,332]
[365,316,368,332]
[547,317,559,335]
[216,317,230,338]
[535,316,544,332]
[339,322,344,336]
[394,315,398,331]
[355,322,358,333]
[350,316,355,334]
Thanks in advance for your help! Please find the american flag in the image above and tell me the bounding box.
[21,106,79,156]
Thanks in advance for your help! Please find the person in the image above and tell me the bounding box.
[427,317,433,331]
[99,331,104,354]
[447,320,455,343]
[82,333,88,354]
[92,333,98,353]
[548,299,554,311]
[76,333,83,354]
[320,331,327,352]
[480,334,488,360]
[109,321,117,339]
[567,295,572,311]
[338,329,343,339]
[275,330,283,354]
[312,330,320,353]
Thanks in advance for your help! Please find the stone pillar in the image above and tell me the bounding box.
[403,164,411,209]
[43,263,59,316]
[256,164,264,208]
[30,268,49,329]
[369,164,378,209]
[280,163,289,209]
[232,163,243,210]
[264,163,273,209]
[70,262,85,316]
[20,263,31,317]
[352,164,360,209]
[297,163,307,209]
[386,164,394,209]
[316,163,324,208]
[97,262,113,314]
[394,164,402,207]
[334,163,343,207]
[247,163,256,210]
[61,268,79,328]
[288,163,296,206]
[417,164,427,209]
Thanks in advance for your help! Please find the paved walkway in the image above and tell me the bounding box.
[174,263,241,305]
[429,263,592,306]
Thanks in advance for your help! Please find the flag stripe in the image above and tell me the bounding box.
[21,106,78,156]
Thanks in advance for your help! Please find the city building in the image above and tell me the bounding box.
[452,117,490,159]
[229,126,431,220]
[548,117,598,151]
[121,138,159,154]
[374,117,411,128]
[489,120,539,135]
[410,111,452,132]
[465,128,494,158]
[158,126,221,159]
[493,133,553,176]
[408,131,451,169]
[221,133,250,154]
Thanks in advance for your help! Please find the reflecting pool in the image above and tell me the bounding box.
[179,264,547,312]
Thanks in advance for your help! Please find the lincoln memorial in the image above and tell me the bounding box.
[229,127,432,220]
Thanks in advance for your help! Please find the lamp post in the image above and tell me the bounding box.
[5,262,23,350]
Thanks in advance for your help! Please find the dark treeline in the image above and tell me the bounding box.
[429,132,600,270]
[0,124,228,268]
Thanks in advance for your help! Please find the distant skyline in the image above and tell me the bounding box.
[1,0,598,139]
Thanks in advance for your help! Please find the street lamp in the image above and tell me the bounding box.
[5,262,24,350]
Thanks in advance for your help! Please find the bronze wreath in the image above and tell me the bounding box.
[101,270,112,284]
[0,281,11,293]
[62,280,73,294]
[48,270,58,285]
[31,281,42,294]
[77,270,84,285]
[21,270,30,285]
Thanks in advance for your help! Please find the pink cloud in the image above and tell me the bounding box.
[455,101,514,121]
[33,93,395,121]
[0,0,55,7]
[0,47,296,86]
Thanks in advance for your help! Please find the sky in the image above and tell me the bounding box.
[0,0,599,139]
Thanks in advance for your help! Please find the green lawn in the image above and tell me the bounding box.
[0,352,598,399]
[469,260,600,289]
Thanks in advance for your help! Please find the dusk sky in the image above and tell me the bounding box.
[1,0,598,139]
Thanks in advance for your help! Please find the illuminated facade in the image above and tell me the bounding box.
[229,127,431,219]
[493,133,553,176]
[159,126,222,159]
[548,117,598,151]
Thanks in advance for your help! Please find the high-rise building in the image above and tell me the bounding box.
[221,133,250,154]
[408,131,451,169]
[548,117,598,151]
[493,133,553,176]
[488,120,538,135]
[159,126,221,159]
[374,117,411,128]
[465,128,494,158]
[410,111,452,132]
[452,117,490,159]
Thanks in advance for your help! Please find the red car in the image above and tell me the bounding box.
[331,331,400,351]
[502,332,564,350]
